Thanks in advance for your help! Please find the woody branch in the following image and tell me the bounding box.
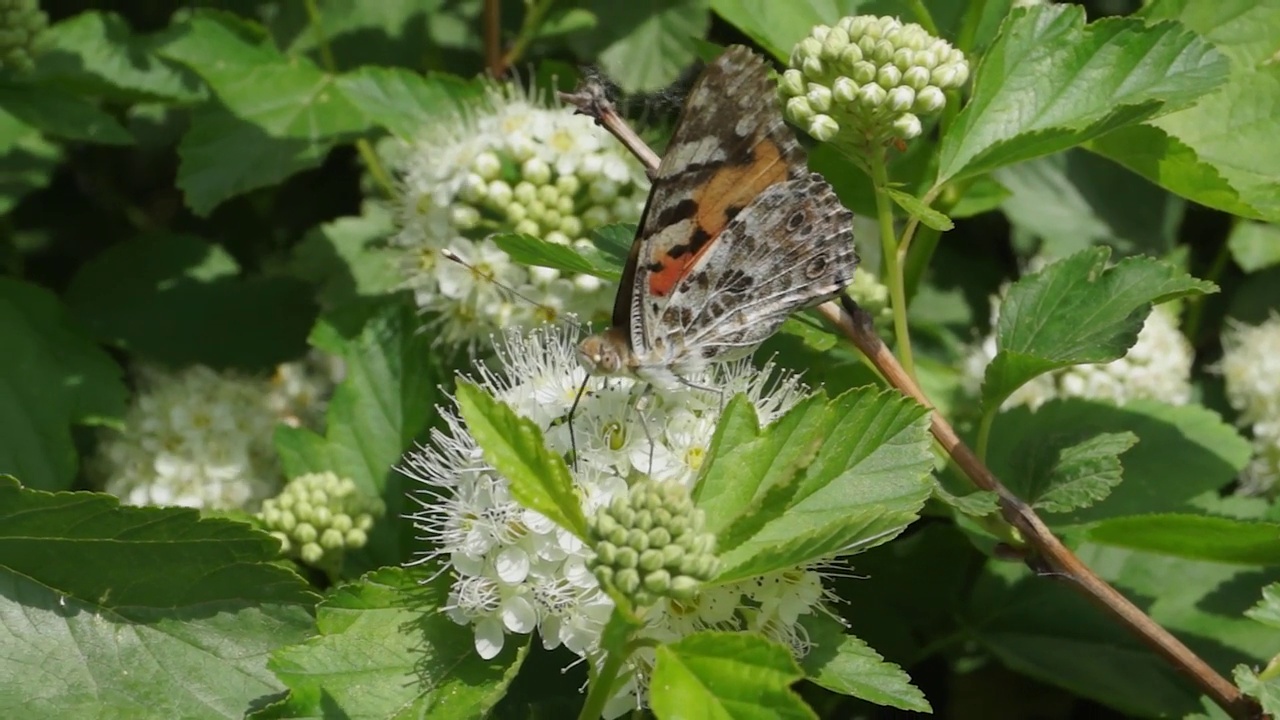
[556,76,1257,720]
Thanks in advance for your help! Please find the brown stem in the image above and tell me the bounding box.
[484,0,504,76]
[817,300,1258,720]
[557,72,1260,720]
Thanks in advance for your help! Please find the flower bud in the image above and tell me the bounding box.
[459,173,488,203]
[851,60,877,85]
[892,113,922,140]
[807,115,840,142]
[473,151,502,180]
[513,181,537,205]
[779,68,806,97]
[785,96,815,125]
[521,157,552,185]
[902,66,931,91]
[876,64,902,90]
[832,76,858,104]
[914,86,946,114]
[806,83,833,113]
[886,86,915,113]
[856,82,887,110]
[821,27,850,59]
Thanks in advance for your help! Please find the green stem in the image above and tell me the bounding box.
[304,0,396,199]
[870,148,915,377]
[502,0,557,70]
[954,0,989,54]
[577,644,630,720]
[975,405,997,462]
[1184,231,1234,342]
[906,0,939,36]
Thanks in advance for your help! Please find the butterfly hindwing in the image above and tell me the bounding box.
[617,45,811,354]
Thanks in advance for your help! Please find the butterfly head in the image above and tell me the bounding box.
[576,327,634,377]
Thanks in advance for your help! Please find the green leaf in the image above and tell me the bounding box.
[158,13,371,213]
[708,389,934,583]
[0,280,126,491]
[1092,0,1280,222]
[937,5,1229,184]
[987,400,1251,526]
[650,631,815,720]
[982,248,1215,410]
[491,232,623,281]
[948,174,1010,218]
[35,11,203,102]
[1013,431,1138,514]
[336,67,481,138]
[1087,515,1280,565]
[1235,664,1280,716]
[65,233,317,370]
[0,80,132,145]
[288,205,404,310]
[0,128,60,213]
[261,568,525,719]
[0,479,316,719]
[800,613,930,712]
[574,0,711,92]
[885,187,953,231]
[275,295,440,569]
[932,484,1001,517]
[1247,583,1280,630]
[709,0,869,60]
[454,381,589,540]
[591,223,635,273]
[995,149,1184,258]
[1227,221,1280,273]
[538,8,599,38]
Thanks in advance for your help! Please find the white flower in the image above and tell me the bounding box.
[402,326,829,715]
[1220,315,1280,427]
[392,80,649,347]
[966,295,1193,411]
[93,360,334,510]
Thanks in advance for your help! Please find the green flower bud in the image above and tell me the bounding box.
[643,569,672,594]
[806,84,833,113]
[295,522,318,543]
[914,49,940,70]
[555,195,575,216]
[541,209,562,228]
[914,86,946,113]
[487,179,513,207]
[536,184,559,205]
[559,216,583,239]
[669,575,700,601]
[931,64,965,88]
[902,66,931,91]
[832,76,858,105]
[596,541,617,565]
[544,230,570,246]
[856,83,887,110]
[505,202,527,223]
[301,542,325,565]
[820,27,850,59]
[639,548,665,572]
[876,64,902,90]
[513,180,537,204]
[459,173,488,203]
[474,151,502,180]
[616,546,639,569]
[588,179,619,204]
[785,96,815,126]
[851,60,877,85]
[779,68,806,97]
[792,36,822,68]
[320,527,344,550]
[626,527,650,552]
[648,527,672,547]
[555,174,581,196]
[344,527,368,548]
[807,115,840,142]
[582,206,610,229]
[801,55,825,80]
[886,86,915,113]
[522,157,551,185]
[871,39,895,65]
[270,531,291,553]
[513,219,539,236]
[892,113,923,140]
[892,48,915,72]
[615,568,641,594]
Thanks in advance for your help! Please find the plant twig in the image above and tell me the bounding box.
[816,299,1257,720]
[558,68,1261,720]
[484,0,503,76]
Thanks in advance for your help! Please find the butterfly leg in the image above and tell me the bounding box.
[566,372,593,472]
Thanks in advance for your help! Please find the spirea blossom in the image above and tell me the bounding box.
[94,358,338,510]
[259,471,384,575]
[402,327,835,716]
[965,299,1194,411]
[392,81,649,347]
[1219,315,1280,494]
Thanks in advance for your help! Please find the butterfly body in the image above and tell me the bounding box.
[576,45,858,391]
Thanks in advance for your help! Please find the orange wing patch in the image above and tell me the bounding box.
[646,138,788,297]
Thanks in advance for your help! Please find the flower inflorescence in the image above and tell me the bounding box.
[1219,315,1280,495]
[392,82,649,346]
[259,471,385,572]
[780,15,969,145]
[0,0,47,72]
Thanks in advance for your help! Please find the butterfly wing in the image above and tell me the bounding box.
[614,45,811,355]
[643,171,857,372]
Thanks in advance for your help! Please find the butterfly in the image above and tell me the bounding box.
[576,45,859,391]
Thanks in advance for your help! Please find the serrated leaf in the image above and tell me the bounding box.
[538,8,599,38]
[982,248,1215,410]
[260,568,525,719]
[0,479,316,719]
[576,0,711,92]
[591,223,635,272]
[491,232,622,281]
[937,5,1229,184]
[0,279,126,491]
[1012,431,1137,513]
[35,11,203,102]
[885,187,953,231]
[0,80,132,145]
[800,613,930,712]
[158,13,371,213]
[650,631,815,720]
[709,389,934,583]
[995,149,1184,258]
[1227,221,1280,273]
[1091,1,1280,222]
[454,381,589,540]
[0,129,60,214]
[288,205,404,309]
[275,295,440,569]
[1248,583,1280,630]
[949,174,1010,218]
[1235,664,1280,716]
[709,0,868,60]
[65,233,317,369]
[1087,515,1280,565]
[932,483,1001,517]
[987,400,1251,526]
[336,67,481,138]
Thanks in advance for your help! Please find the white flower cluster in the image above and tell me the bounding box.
[393,82,649,346]
[966,299,1194,411]
[1219,315,1280,495]
[403,327,832,717]
[95,358,338,510]
[780,15,969,144]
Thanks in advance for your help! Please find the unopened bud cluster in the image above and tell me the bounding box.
[0,0,47,72]
[780,16,969,144]
[587,477,720,608]
[260,472,384,571]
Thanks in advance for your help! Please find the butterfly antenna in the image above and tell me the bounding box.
[438,248,589,336]
[566,372,592,472]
